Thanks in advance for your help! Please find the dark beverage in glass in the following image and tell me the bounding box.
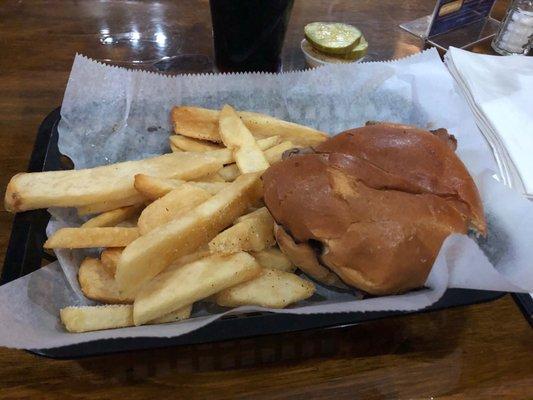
[209,0,294,73]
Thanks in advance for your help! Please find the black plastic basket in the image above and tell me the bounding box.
[1,108,509,359]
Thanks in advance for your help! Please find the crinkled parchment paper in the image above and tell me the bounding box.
[0,49,531,350]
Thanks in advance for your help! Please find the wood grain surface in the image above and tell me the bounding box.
[0,0,531,399]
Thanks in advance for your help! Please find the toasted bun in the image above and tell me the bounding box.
[262,124,486,295]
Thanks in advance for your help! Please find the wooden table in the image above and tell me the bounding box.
[0,0,531,398]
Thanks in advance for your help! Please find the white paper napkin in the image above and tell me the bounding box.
[445,47,533,196]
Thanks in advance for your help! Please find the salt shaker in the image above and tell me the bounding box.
[492,0,533,55]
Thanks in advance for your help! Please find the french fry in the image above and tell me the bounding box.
[44,227,140,249]
[264,140,296,164]
[133,252,261,325]
[255,136,281,151]
[145,306,192,324]
[202,135,280,165]
[78,257,133,303]
[134,174,185,200]
[116,172,263,297]
[81,205,143,228]
[137,184,212,234]
[77,195,145,216]
[193,172,226,183]
[171,106,328,146]
[96,251,229,307]
[219,104,270,173]
[218,139,296,182]
[134,174,228,200]
[251,247,295,272]
[60,304,192,333]
[234,206,267,223]
[5,152,222,213]
[215,268,315,308]
[102,247,209,279]
[182,182,231,195]
[172,247,212,267]
[100,248,123,276]
[209,207,275,253]
[217,165,240,182]
[170,143,183,152]
[171,106,220,142]
[169,135,222,152]
[237,113,326,146]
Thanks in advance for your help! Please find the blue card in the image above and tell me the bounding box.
[428,0,497,37]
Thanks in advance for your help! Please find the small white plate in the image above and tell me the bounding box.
[300,39,366,68]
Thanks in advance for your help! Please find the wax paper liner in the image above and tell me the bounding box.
[0,49,530,350]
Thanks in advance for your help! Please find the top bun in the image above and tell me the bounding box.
[262,123,486,295]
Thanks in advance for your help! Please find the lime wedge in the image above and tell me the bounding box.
[304,22,362,55]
